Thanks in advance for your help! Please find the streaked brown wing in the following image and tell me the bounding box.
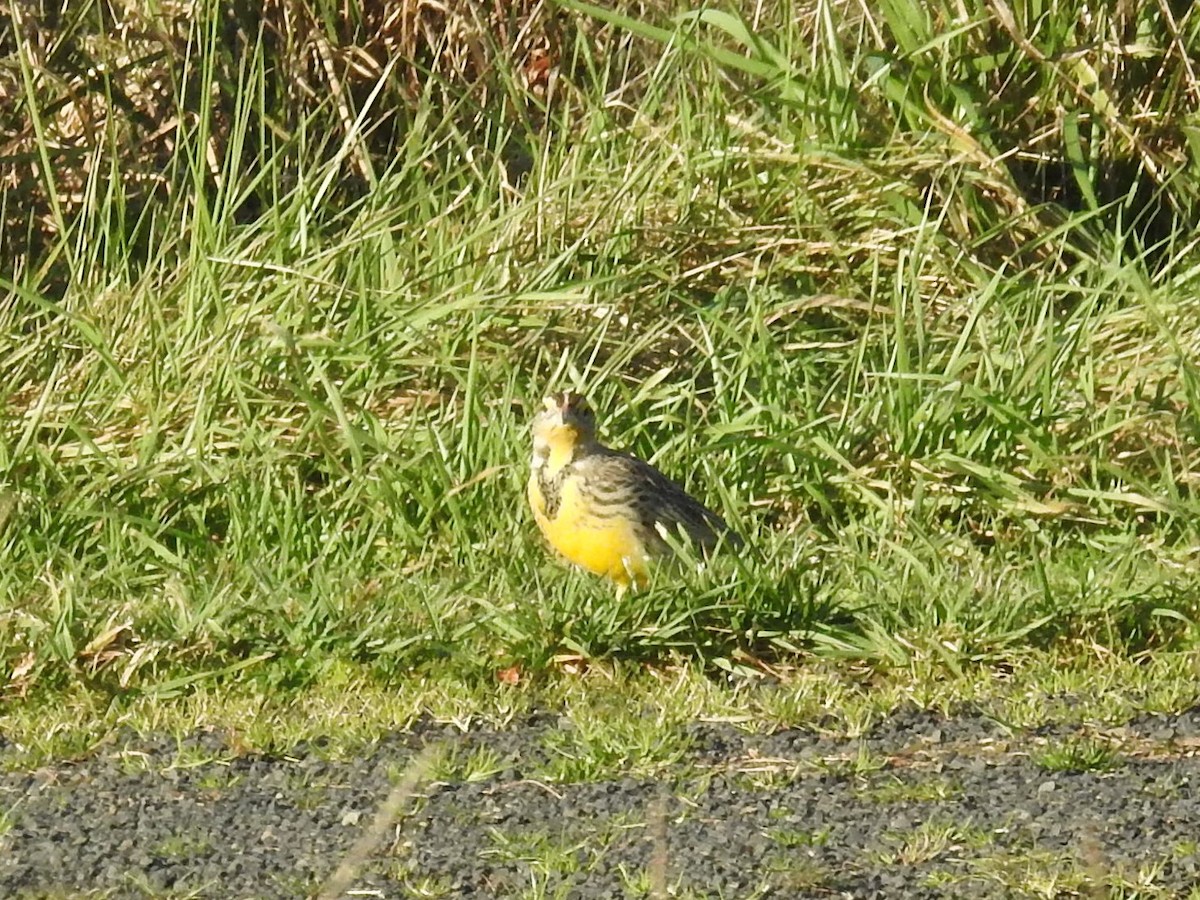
[576,451,737,555]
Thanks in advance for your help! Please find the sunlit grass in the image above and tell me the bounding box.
[2,1,1200,735]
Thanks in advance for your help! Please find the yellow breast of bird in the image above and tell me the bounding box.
[528,472,648,587]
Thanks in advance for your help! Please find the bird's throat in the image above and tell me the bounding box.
[544,431,580,476]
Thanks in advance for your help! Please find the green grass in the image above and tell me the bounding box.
[876,819,992,866]
[3,0,1200,746]
[151,832,214,860]
[426,742,507,784]
[856,774,962,804]
[1034,735,1124,774]
[932,845,1192,898]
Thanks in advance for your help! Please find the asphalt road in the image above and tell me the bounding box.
[3,705,1200,898]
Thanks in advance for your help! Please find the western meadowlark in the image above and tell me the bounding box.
[527,391,738,590]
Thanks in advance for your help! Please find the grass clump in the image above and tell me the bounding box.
[2,0,1200,735]
[857,775,962,804]
[536,697,694,782]
[1034,735,1124,774]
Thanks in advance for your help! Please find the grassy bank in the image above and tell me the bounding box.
[3,0,1200,740]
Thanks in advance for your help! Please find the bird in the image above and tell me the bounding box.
[527,391,739,591]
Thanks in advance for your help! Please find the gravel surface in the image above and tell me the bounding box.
[4,705,1200,898]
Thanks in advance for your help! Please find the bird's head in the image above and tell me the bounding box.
[530,391,597,470]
